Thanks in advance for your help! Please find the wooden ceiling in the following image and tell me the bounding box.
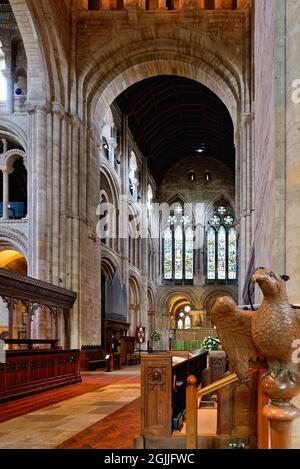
[116,75,234,183]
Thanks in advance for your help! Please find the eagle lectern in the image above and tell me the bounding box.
[212,268,300,449]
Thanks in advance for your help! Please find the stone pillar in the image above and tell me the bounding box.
[26,102,51,280]
[108,137,117,168]
[1,43,14,113]
[5,74,14,113]
[238,113,254,300]
[120,114,129,281]
[1,169,12,219]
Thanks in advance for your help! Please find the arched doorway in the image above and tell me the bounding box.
[0,248,28,340]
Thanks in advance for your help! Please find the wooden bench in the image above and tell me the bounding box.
[126,352,141,365]
[80,345,106,371]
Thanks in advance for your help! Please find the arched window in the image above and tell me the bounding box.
[162,203,194,282]
[206,204,237,282]
[177,318,183,329]
[176,306,191,330]
[147,184,153,221]
[129,151,138,195]
[163,227,172,280]
[184,315,191,329]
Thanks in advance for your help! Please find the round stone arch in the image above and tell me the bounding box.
[88,55,241,131]
[0,120,27,151]
[0,231,28,259]
[202,288,238,313]
[1,149,26,172]
[158,288,198,312]
[158,288,197,329]
[80,31,245,125]
[9,0,50,103]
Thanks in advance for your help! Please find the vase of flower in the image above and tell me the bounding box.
[150,331,161,351]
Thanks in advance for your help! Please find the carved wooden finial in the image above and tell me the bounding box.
[187,375,197,385]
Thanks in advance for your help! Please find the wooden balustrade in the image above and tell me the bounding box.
[185,368,263,449]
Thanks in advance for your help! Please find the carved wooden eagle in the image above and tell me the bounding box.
[211,268,300,382]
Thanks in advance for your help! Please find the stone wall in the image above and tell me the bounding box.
[254,0,276,273]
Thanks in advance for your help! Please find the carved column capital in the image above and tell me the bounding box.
[52,101,66,119]
[25,101,52,114]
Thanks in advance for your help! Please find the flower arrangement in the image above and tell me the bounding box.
[201,336,220,351]
[150,331,161,342]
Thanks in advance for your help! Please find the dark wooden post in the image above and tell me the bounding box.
[186,375,198,449]
[261,371,300,448]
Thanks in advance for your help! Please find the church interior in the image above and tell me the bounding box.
[1,0,300,451]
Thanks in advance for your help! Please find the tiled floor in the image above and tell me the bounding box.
[0,367,141,449]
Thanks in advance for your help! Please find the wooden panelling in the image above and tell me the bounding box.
[0,349,81,402]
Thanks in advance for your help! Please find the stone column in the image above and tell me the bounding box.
[120,114,129,282]
[238,113,253,300]
[26,102,51,280]
[1,43,14,113]
[1,168,12,219]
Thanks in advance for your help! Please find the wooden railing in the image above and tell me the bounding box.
[186,372,239,448]
[186,368,261,449]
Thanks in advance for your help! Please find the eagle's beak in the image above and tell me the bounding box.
[251,269,266,285]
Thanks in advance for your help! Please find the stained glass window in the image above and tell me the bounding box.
[207,227,216,280]
[217,226,226,280]
[185,227,193,280]
[163,227,172,280]
[210,215,221,226]
[184,315,191,329]
[224,215,234,225]
[228,227,237,280]
[162,204,194,281]
[206,204,237,282]
[174,225,183,279]
[217,206,227,215]
[177,319,183,329]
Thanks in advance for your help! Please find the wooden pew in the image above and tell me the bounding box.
[80,345,106,370]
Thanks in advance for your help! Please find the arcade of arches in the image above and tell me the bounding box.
[1,0,300,450]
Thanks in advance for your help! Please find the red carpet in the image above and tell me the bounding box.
[0,373,140,424]
[56,397,141,449]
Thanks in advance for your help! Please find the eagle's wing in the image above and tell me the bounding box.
[211,298,260,382]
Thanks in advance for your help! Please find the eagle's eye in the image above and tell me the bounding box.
[269,272,275,278]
